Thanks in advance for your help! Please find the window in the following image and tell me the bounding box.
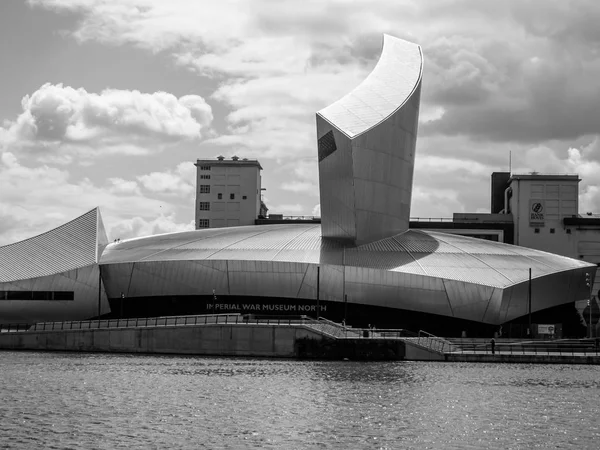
[199,202,210,211]
[550,228,555,234]
[230,193,235,200]
[242,195,247,200]
[566,229,572,234]
[200,185,210,194]
[534,228,540,234]
[198,219,210,228]
[200,165,211,171]
[200,175,211,179]
[0,290,74,301]
[218,193,223,199]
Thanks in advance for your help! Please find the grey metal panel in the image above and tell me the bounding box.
[0,265,108,323]
[318,35,422,139]
[443,279,495,322]
[424,267,510,288]
[344,250,422,272]
[0,208,102,283]
[481,287,504,324]
[317,35,423,245]
[316,117,356,241]
[99,226,593,291]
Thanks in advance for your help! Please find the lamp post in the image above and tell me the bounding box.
[585,273,592,338]
[316,266,320,320]
[528,268,532,338]
[120,292,125,318]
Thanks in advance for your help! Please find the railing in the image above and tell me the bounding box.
[24,314,324,332]
[15,314,418,342]
[446,338,600,356]
[412,330,456,353]
[409,217,454,222]
[303,318,363,338]
[0,323,32,333]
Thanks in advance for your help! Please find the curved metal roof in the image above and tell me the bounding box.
[0,208,108,283]
[99,224,590,288]
[317,34,423,138]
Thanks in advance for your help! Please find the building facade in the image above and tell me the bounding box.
[1,35,596,338]
[412,172,600,336]
[316,35,422,246]
[194,156,263,229]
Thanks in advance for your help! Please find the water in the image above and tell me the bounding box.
[0,352,599,449]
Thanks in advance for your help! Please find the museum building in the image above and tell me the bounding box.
[0,35,595,337]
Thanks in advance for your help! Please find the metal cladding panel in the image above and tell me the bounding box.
[344,250,423,272]
[96,208,110,259]
[318,264,345,301]
[271,249,320,264]
[0,208,101,283]
[94,225,595,325]
[499,269,586,323]
[317,35,422,139]
[228,261,309,298]
[297,264,318,300]
[317,116,356,241]
[417,252,490,269]
[0,265,108,322]
[105,260,230,298]
[423,266,510,288]
[481,288,504,324]
[443,279,495,322]
[99,226,594,292]
[317,35,422,245]
[351,87,420,244]
[343,267,451,315]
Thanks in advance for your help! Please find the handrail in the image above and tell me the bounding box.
[415,330,456,353]
[444,337,600,356]
[12,315,600,355]
[0,323,33,333]
[24,314,321,332]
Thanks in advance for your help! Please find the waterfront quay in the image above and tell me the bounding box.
[1,313,599,364]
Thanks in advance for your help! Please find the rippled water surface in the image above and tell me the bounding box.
[1,352,599,449]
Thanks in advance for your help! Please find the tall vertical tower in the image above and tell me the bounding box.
[194,156,263,229]
[316,35,423,246]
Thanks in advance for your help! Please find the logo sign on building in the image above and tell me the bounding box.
[538,324,555,335]
[529,199,545,226]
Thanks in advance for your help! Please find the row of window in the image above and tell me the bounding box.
[198,219,210,228]
[200,175,210,179]
[533,228,566,234]
[199,165,211,171]
[199,186,247,200]
[0,291,75,301]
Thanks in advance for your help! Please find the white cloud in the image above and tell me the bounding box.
[1,83,213,160]
[137,161,195,196]
[3,0,599,249]
[109,214,194,242]
[267,203,305,215]
[0,151,193,246]
[107,178,141,195]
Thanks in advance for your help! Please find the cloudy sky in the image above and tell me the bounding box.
[1,0,599,246]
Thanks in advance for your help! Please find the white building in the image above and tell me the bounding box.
[194,156,263,229]
[506,174,580,256]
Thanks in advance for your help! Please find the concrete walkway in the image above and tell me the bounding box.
[445,350,600,364]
